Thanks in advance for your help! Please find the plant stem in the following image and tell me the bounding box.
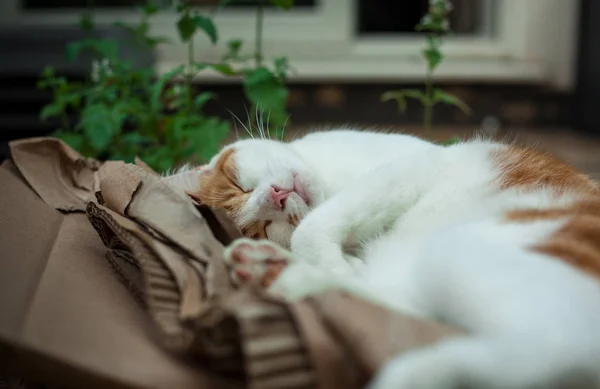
[186,35,194,112]
[84,0,95,36]
[61,110,71,132]
[423,68,433,133]
[255,0,264,67]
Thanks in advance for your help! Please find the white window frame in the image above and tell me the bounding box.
[0,0,580,90]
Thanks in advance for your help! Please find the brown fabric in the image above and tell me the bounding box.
[95,164,234,300]
[0,137,461,389]
[9,137,124,212]
[0,159,233,389]
[308,292,461,377]
[290,300,363,389]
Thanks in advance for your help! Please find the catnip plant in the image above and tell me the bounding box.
[381,0,471,135]
[37,0,294,172]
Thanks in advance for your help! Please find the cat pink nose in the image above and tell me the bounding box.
[270,186,292,209]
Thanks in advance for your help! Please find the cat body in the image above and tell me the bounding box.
[165,128,600,389]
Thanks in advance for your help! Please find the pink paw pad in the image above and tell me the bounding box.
[226,240,292,288]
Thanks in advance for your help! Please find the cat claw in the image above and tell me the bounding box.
[223,238,293,288]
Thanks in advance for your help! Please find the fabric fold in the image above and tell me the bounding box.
[9,137,124,212]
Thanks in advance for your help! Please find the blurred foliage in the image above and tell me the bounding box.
[38,0,294,172]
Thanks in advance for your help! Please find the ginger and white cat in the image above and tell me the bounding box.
[164,128,600,389]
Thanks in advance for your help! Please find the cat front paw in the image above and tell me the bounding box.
[223,238,293,289]
[368,352,460,389]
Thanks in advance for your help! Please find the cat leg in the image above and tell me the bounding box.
[290,155,436,272]
[223,238,392,305]
[367,336,591,389]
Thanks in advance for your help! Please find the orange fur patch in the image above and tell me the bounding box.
[508,199,600,281]
[493,145,598,193]
[188,148,268,240]
[496,145,600,280]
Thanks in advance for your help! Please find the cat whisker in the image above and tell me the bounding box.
[256,107,264,140]
[266,110,272,140]
[280,114,290,141]
[232,106,253,139]
[257,105,268,140]
[290,127,301,141]
[254,106,260,139]
[244,104,257,139]
[226,109,242,140]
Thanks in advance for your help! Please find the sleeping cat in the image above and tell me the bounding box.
[163,128,600,389]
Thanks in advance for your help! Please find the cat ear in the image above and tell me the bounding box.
[184,168,211,206]
[162,164,211,196]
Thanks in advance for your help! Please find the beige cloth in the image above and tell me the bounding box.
[0,137,460,389]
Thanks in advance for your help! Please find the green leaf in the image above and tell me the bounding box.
[269,0,294,10]
[381,89,425,113]
[432,89,472,115]
[151,65,185,110]
[65,39,119,62]
[41,66,55,79]
[426,34,442,49]
[439,135,462,146]
[193,15,218,44]
[121,132,153,146]
[194,62,237,76]
[243,67,288,127]
[194,92,216,109]
[78,12,94,32]
[57,91,83,109]
[88,39,119,60]
[169,115,192,145]
[227,39,243,58]
[40,103,63,121]
[164,85,188,110]
[143,147,175,173]
[188,117,230,161]
[176,13,196,42]
[381,91,407,113]
[79,104,124,152]
[423,47,443,71]
[402,89,426,100]
[273,56,290,80]
[55,131,85,151]
[145,36,171,47]
[65,42,83,62]
[142,1,159,15]
[37,67,57,90]
[210,63,237,75]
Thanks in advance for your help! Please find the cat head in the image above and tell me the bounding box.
[165,138,325,248]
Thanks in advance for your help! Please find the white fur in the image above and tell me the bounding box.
[160,163,202,195]
[166,128,600,389]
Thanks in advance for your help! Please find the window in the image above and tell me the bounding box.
[357,0,492,35]
[22,0,149,8]
[21,0,316,9]
[2,0,579,89]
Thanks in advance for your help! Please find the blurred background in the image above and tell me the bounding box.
[0,0,599,178]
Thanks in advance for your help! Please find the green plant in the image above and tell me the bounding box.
[38,0,295,172]
[222,0,295,139]
[381,0,471,135]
